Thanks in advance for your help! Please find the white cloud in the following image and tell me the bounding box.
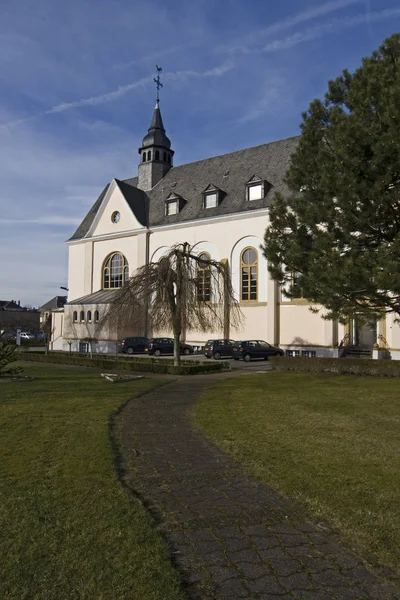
[262,7,400,53]
[0,63,234,130]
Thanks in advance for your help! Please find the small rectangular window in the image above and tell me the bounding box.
[204,193,218,209]
[165,200,178,216]
[248,183,263,201]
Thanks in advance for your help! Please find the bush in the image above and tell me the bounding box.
[20,352,225,375]
[269,356,400,377]
[0,342,23,377]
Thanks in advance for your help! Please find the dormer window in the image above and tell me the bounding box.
[246,176,265,201]
[202,185,220,209]
[204,193,218,209]
[165,199,179,215]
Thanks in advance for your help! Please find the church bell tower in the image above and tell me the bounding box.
[137,66,174,191]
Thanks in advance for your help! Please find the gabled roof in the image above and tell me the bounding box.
[0,300,22,310]
[39,296,67,311]
[114,179,148,226]
[68,177,139,241]
[68,136,298,241]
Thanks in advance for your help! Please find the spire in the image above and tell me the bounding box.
[141,103,171,149]
[137,66,174,191]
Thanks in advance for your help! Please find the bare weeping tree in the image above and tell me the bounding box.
[103,243,242,366]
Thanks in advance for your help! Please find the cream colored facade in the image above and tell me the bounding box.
[52,181,350,356]
[51,105,398,359]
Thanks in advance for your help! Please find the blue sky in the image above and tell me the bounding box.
[0,0,399,307]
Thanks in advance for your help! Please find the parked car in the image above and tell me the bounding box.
[20,332,35,340]
[121,336,149,354]
[146,338,194,356]
[204,339,235,359]
[232,340,284,362]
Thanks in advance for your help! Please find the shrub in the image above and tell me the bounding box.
[269,356,400,377]
[19,352,225,375]
[0,342,23,378]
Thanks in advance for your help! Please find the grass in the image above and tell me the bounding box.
[193,372,400,573]
[0,363,184,600]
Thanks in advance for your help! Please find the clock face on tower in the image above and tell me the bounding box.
[111,211,120,224]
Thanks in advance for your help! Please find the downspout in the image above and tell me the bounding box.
[144,231,151,338]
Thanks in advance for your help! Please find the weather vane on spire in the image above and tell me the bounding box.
[154,65,163,105]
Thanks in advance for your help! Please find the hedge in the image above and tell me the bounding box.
[19,352,225,375]
[268,356,400,377]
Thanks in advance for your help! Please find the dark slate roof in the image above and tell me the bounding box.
[115,179,148,226]
[141,103,172,150]
[66,289,120,305]
[0,300,23,310]
[39,296,67,311]
[68,178,139,241]
[146,136,298,226]
[69,136,298,241]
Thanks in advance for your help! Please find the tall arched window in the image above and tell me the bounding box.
[73,310,78,323]
[197,253,211,302]
[80,310,85,322]
[241,247,258,301]
[142,152,146,162]
[87,310,92,322]
[94,310,99,322]
[155,150,160,160]
[147,151,152,161]
[103,253,129,289]
[163,151,167,162]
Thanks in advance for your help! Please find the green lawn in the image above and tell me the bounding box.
[0,363,184,600]
[193,372,400,572]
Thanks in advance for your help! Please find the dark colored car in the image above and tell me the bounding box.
[232,340,284,362]
[204,339,235,359]
[146,337,194,356]
[121,336,149,354]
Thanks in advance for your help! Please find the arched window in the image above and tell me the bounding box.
[80,310,85,322]
[155,150,160,160]
[142,152,146,162]
[147,151,152,161]
[163,151,167,162]
[87,310,92,322]
[94,310,99,322]
[241,247,258,301]
[73,310,78,323]
[167,154,171,164]
[103,253,129,289]
[197,253,211,302]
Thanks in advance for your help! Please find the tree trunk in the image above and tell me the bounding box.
[222,260,230,339]
[173,331,181,367]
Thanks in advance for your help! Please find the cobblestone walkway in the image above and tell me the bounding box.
[116,374,399,600]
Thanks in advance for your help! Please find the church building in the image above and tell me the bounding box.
[51,97,398,359]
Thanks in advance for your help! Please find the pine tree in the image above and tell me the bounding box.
[263,34,400,321]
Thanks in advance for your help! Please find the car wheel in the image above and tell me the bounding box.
[183,347,190,355]
[126,347,134,355]
[154,349,161,357]
[243,353,252,362]
[213,351,221,360]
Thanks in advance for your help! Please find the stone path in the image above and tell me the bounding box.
[116,374,399,600]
